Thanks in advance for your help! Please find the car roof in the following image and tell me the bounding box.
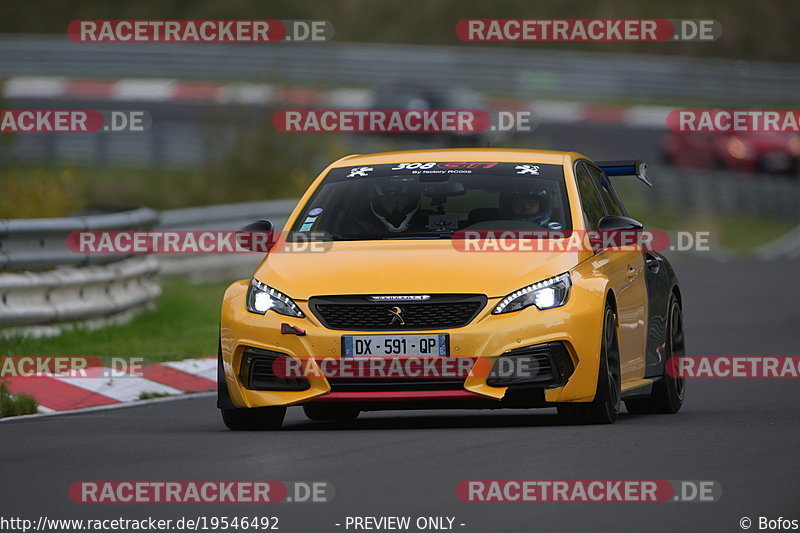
[329,148,585,167]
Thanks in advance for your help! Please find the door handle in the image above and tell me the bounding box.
[626,265,639,282]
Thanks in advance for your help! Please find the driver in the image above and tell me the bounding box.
[369,177,423,233]
[500,184,553,226]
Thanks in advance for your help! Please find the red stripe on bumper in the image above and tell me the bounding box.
[314,390,483,402]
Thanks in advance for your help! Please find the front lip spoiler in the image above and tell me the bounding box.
[310,390,483,402]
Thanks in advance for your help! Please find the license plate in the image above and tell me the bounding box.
[342,334,448,357]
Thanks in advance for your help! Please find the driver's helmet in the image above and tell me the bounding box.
[369,177,422,232]
[500,183,552,225]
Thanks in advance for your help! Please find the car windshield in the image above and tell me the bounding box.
[289,161,572,240]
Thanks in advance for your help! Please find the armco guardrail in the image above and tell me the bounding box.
[0,207,159,271]
[0,256,160,329]
[1,35,799,105]
[157,198,296,280]
[159,199,296,231]
[0,200,296,333]
[0,207,161,333]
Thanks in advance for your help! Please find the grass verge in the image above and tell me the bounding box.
[138,391,174,400]
[0,164,302,219]
[0,122,352,218]
[0,384,38,418]
[624,206,796,254]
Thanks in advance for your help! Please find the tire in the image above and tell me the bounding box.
[221,406,286,431]
[625,295,686,414]
[303,404,360,422]
[216,338,235,410]
[557,304,621,424]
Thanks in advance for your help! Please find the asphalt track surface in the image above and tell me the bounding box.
[3,254,799,533]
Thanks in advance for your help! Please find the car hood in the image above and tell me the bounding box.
[253,240,587,300]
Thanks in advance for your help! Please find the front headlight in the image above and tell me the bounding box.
[246,279,304,317]
[492,273,571,314]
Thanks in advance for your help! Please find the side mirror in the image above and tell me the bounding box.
[597,215,643,231]
[590,216,645,252]
[237,219,276,252]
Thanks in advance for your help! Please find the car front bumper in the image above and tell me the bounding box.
[220,278,606,409]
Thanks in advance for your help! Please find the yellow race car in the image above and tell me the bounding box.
[218,149,685,429]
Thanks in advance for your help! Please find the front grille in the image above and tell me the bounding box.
[328,377,465,392]
[309,294,486,331]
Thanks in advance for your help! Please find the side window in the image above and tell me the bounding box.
[574,163,606,230]
[586,164,625,217]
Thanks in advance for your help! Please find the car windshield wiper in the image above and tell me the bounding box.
[327,232,455,241]
[385,233,453,241]
[328,233,388,241]
[385,232,455,239]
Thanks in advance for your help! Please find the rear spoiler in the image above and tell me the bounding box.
[596,160,652,187]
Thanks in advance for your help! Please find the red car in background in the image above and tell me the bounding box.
[660,131,800,175]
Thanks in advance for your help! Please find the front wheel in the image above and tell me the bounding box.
[625,295,685,414]
[557,304,621,424]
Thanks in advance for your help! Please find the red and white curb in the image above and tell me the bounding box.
[2,75,670,128]
[3,357,216,413]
